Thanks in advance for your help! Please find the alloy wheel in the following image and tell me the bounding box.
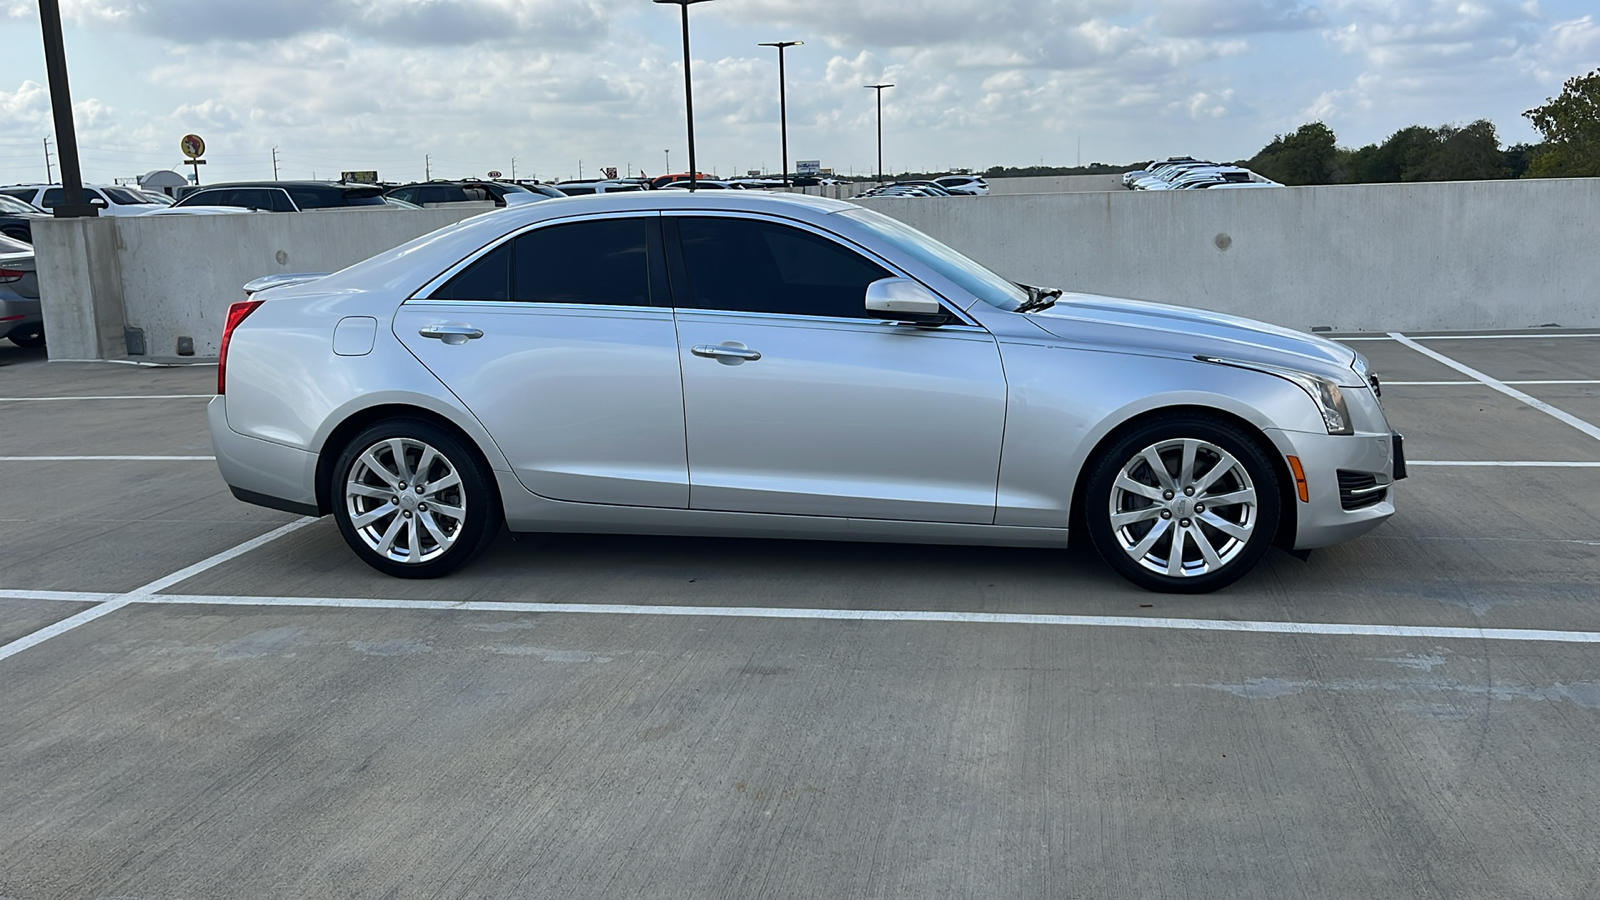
[344,437,466,564]
[1108,437,1259,578]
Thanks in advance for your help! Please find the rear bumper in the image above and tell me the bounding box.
[209,396,323,516]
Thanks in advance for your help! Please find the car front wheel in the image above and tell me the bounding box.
[331,420,501,578]
[1085,415,1281,593]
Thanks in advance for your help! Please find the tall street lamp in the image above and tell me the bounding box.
[758,40,802,187]
[864,83,894,184]
[655,0,712,191]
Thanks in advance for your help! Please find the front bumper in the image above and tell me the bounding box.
[1273,428,1400,550]
[208,396,322,517]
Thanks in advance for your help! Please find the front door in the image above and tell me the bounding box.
[667,214,1007,524]
[396,214,689,508]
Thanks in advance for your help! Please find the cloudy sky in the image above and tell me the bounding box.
[0,0,1595,186]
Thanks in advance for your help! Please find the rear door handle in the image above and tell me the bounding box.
[691,343,761,363]
[418,324,484,345]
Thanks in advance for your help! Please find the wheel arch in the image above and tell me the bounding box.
[1067,404,1298,550]
[314,403,502,516]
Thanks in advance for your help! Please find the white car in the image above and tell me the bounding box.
[933,175,989,196]
[0,183,168,217]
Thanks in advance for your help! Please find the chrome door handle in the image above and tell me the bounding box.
[418,324,484,345]
[691,343,761,362]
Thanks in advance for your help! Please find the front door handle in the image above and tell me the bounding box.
[418,324,484,345]
[691,343,762,363]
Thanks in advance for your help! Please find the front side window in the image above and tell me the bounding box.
[430,217,654,307]
[672,216,892,318]
[839,207,1026,312]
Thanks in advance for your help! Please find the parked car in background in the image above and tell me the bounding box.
[386,181,539,208]
[0,193,48,243]
[0,183,168,216]
[0,233,42,347]
[1123,158,1203,188]
[211,192,1400,593]
[559,180,649,195]
[170,181,388,212]
[649,172,717,190]
[134,190,175,206]
[657,180,746,191]
[933,175,989,195]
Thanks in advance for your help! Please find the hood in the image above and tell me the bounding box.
[1024,292,1362,385]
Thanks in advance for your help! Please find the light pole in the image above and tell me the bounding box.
[758,40,802,187]
[864,83,893,185]
[655,0,712,191]
[664,149,670,175]
[36,0,95,217]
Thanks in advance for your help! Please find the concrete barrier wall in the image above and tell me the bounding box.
[33,178,1600,360]
[35,207,482,360]
[862,178,1600,332]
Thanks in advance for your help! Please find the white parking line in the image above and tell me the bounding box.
[0,518,316,664]
[6,588,1600,645]
[1388,380,1600,386]
[1389,333,1600,444]
[0,456,216,462]
[1409,460,1600,467]
[0,395,213,402]
[1340,333,1600,341]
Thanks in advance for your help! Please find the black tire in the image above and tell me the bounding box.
[7,325,45,348]
[330,418,501,578]
[1084,414,1281,594]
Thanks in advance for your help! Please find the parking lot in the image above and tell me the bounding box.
[2,329,1599,899]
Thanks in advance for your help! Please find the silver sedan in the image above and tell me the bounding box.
[211,192,1402,592]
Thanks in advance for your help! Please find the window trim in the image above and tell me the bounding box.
[660,210,980,329]
[406,211,668,309]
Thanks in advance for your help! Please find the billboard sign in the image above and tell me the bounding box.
[796,160,821,176]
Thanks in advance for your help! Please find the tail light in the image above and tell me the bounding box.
[0,268,24,284]
[217,299,263,394]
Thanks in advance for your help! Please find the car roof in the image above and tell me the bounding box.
[190,181,372,191]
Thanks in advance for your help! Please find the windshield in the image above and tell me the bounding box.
[0,194,41,214]
[103,187,156,205]
[839,207,1026,311]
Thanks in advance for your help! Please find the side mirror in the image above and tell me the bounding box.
[865,277,949,326]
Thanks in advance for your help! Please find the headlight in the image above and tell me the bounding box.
[1196,356,1355,435]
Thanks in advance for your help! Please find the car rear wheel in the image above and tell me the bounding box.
[1085,415,1281,593]
[7,325,44,348]
[331,419,501,578]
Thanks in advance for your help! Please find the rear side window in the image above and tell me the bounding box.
[429,217,656,307]
[512,218,651,306]
[287,188,335,209]
[672,216,892,318]
[432,242,513,302]
[41,188,65,209]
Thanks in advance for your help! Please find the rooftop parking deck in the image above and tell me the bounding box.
[2,330,1599,899]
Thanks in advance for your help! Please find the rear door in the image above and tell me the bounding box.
[395,214,689,508]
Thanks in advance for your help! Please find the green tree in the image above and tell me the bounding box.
[1417,120,1507,181]
[1523,68,1600,177]
[1248,122,1340,185]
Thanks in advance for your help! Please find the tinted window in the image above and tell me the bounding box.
[432,241,513,302]
[388,188,416,204]
[673,217,892,318]
[287,188,333,209]
[41,188,65,209]
[0,188,34,203]
[176,189,229,207]
[513,218,650,306]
